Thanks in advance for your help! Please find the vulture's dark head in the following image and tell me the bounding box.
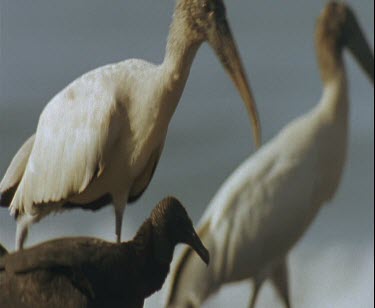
[0,244,7,258]
[150,197,209,265]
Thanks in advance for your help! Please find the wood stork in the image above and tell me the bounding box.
[165,2,374,307]
[0,197,209,308]
[0,0,261,250]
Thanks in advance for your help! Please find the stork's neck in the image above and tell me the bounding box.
[157,12,201,122]
[163,10,201,82]
[316,40,349,119]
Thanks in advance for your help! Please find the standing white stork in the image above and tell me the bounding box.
[165,2,374,307]
[0,0,261,250]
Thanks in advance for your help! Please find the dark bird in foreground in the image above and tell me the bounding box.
[0,197,209,308]
[0,244,7,285]
[0,244,7,258]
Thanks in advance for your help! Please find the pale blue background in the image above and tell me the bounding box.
[0,1,373,307]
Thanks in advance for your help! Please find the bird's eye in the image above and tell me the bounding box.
[202,1,213,13]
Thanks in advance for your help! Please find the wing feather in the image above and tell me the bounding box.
[0,135,35,207]
[9,76,123,216]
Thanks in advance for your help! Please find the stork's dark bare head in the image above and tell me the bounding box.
[316,2,349,51]
[316,1,374,82]
[151,197,209,265]
[174,0,227,43]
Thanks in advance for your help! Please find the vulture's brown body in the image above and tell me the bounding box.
[0,197,209,308]
[0,244,7,286]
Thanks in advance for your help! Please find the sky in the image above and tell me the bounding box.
[0,0,373,307]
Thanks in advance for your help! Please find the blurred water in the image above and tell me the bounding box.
[0,1,374,307]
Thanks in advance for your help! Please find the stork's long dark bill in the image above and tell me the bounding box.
[187,229,210,266]
[347,15,374,84]
[209,19,262,148]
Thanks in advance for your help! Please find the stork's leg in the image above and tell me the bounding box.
[248,277,264,308]
[15,213,35,250]
[270,258,291,308]
[114,203,126,243]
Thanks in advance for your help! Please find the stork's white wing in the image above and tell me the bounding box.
[197,142,277,230]
[201,112,321,233]
[0,135,35,207]
[10,78,124,215]
[166,116,322,303]
[197,126,319,282]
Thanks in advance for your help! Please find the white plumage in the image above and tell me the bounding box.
[166,2,374,307]
[0,0,261,250]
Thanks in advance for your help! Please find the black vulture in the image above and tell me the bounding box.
[0,197,209,307]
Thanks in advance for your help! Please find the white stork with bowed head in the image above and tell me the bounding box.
[0,0,261,250]
[165,2,374,307]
